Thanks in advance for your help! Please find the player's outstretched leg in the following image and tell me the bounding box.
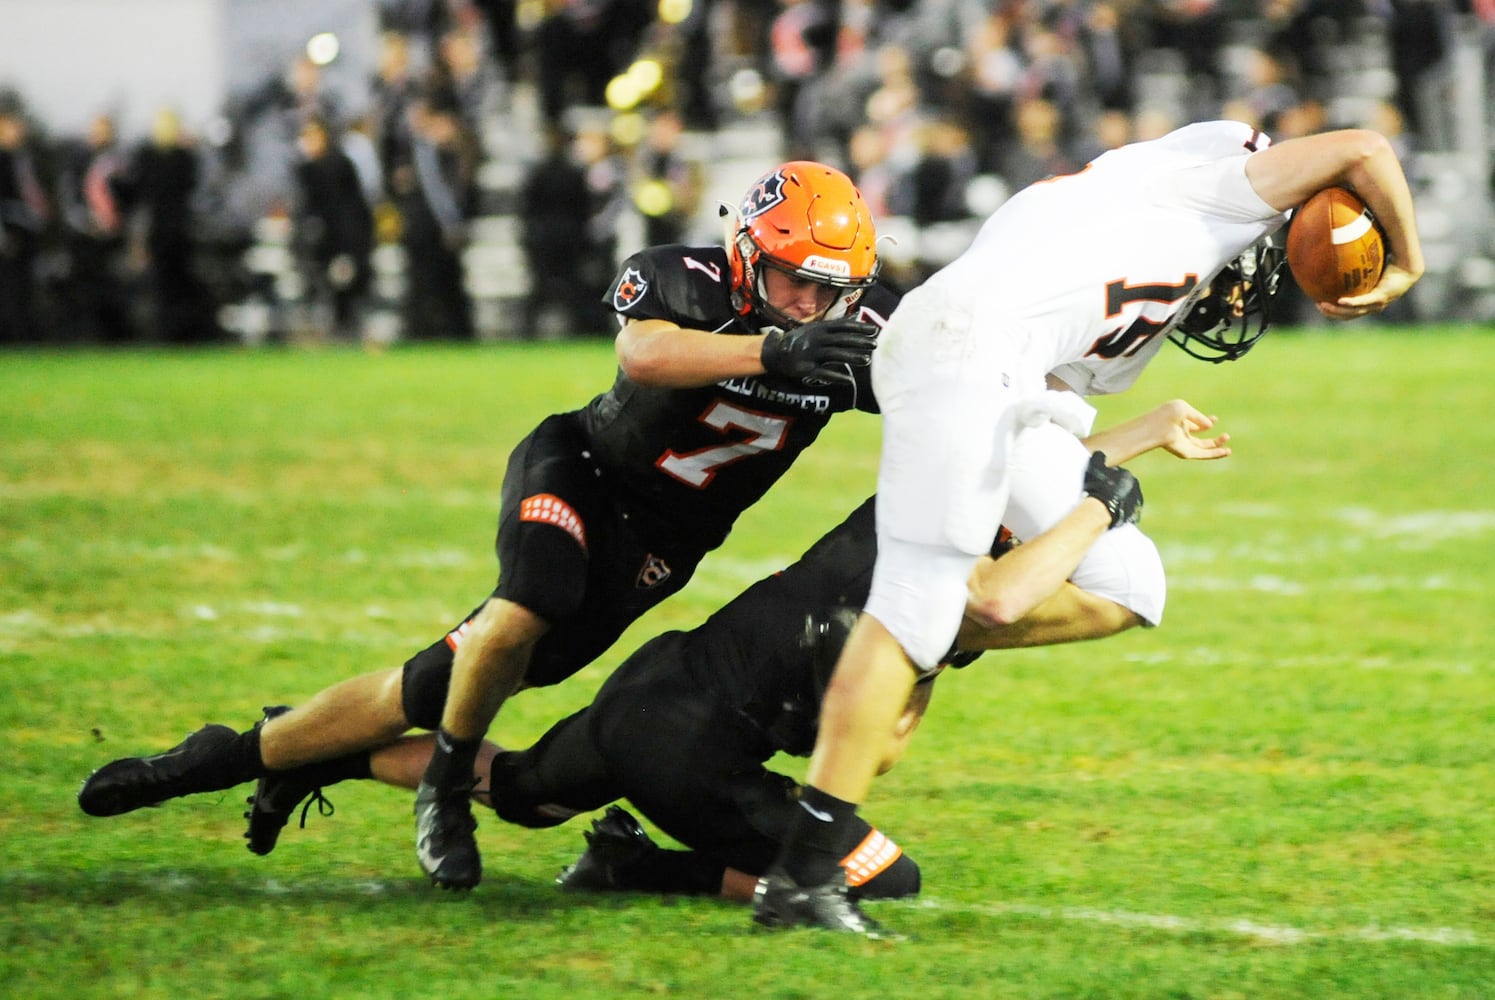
[242,706,337,856]
[555,806,661,891]
[752,869,893,939]
[78,724,242,817]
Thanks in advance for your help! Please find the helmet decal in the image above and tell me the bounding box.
[801,254,853,279]
[740,169,789,221]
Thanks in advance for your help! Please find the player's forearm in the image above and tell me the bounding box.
[1248,130,1422,274]
[1082,408,1174,466]
[370,734,499,806]
[615,319,767,386]
[963,499,1111,628]
[1341,143,1424,277]
[958,582,1141,650]
[1076,397,1190,463]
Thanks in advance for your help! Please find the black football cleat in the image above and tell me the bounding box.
[555,806,660,891]
[78,724,242,817]
[752,870,896,939]
[415,779,481,890]
[242,706,336,856]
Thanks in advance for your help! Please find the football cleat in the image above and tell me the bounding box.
[555,806,660,892]
[78,724,242,817]
[242,706,336,857]
[415,779,482,890]
[752,870,896,939]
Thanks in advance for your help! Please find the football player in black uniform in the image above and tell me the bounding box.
[337,398,1206,907]
[81,397,1223,909]
[354,464,1141,906]
[77,162,894,891]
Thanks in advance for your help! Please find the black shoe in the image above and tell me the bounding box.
[415,779,481,890]
[78,724,241,817]
[242,706,336,857]
[752,870,895,939]
[556,806,659,891]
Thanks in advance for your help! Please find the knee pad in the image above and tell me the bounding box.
[401,641,454,731]
[493,513,590,623]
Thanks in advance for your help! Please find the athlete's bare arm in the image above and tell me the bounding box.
[614,318,769,387]
[1244,129,1423,316]
[1081,398,1231,465]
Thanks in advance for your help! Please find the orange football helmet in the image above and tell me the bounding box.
[725,161,881,329]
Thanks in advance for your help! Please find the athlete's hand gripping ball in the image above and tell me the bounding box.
[760,318,879,386]
[1082,451,1143,528]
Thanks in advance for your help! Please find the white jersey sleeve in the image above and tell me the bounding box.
[938,120,1289,396]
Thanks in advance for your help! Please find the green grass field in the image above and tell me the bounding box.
[2,329,1492,999]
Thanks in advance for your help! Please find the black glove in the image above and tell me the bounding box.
[1082,451,1143,528]
[760,318,879,386]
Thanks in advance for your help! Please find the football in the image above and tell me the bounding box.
[1285,186,1385,302]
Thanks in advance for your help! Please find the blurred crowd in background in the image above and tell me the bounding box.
[1,0,1492,348]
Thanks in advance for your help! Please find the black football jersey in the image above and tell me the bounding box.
[583,244,902,551]
[673,494,999,755]
[680,496,880,755]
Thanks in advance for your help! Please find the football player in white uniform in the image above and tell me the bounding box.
[755,121,1425,936]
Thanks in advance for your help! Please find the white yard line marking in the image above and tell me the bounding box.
[906,898,1485,948]
[12,870,1483,948]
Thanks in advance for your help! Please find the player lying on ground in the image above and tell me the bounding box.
[80,399,1227,901]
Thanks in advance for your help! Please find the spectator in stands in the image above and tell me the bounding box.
[293,117,376,343]
[1080,2,1137,113]
[436,21,502,131]
[999,96,1079,193]
[632,107,705,247]
[0,95,50,344]
[1142,0,1231,106]
[130,107,219,344]
[965,7,1026,173]
[845,123,897,221]
[517,123,594,336]
[535,0,654,126]
[862,45,924,176]
[1072,107,1136,164]
[1386,0,1453,141]
[1238,47,1301,133]
[393,90,479,340]
[379,0,452,49]
[471,0,524,86]
[370,31,420,197]
[770,0,839,159]
[573,119,629,335]
[57,113,136,344]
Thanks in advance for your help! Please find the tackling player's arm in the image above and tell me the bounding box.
[958,396,1232,649]
[615,318,768,387]
[1081,398,1232,464]
[617,313,879,389]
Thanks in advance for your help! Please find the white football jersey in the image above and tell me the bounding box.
[933,120,1290,396]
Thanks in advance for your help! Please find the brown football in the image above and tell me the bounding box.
[1285,186,1385,302]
